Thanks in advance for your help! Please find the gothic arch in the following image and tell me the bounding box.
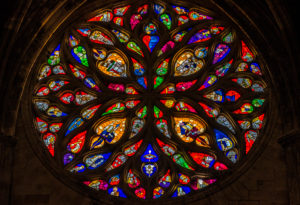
[0,0,299,204]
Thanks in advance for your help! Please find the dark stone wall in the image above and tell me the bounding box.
[0,0,299,204]
[11,120,91,204]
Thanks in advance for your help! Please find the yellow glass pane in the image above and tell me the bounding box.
[174,116,206,142]
[162,99,175,108]
[90,136,105,149]
[195,135,210,147]
[95,118,126,144]
[97,53,127,77]
[174,51,204,76]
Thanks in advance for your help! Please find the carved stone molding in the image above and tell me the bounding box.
[278,129,300,205]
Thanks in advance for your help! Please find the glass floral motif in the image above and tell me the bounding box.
[31,0,268,202]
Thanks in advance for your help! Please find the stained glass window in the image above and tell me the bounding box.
[29,0,268,202]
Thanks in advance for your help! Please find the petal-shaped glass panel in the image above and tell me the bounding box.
[95,118,126,144]
[97,53,127,77]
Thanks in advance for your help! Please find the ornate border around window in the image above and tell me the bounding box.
[22,0,273,203]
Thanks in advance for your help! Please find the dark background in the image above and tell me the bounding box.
[0,0,299,204]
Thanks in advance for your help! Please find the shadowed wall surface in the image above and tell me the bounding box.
[0,0,299,204]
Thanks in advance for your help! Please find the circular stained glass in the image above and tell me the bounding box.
[28,0,269,202]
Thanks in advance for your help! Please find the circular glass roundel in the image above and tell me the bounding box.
[30,0,268,202]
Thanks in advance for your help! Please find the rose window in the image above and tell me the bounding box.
[29,0,268,202]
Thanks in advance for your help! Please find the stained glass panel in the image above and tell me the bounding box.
[30,0,269,202]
